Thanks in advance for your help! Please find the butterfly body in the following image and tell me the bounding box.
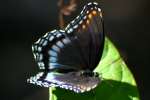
[28,2,104,93]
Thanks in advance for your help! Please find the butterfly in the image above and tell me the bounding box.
[27,2,104,93]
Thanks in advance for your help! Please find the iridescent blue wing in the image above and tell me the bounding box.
[28,2,104,93]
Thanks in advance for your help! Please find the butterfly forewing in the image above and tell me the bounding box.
[65,2,104,70]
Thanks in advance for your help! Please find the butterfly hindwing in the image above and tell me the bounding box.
[32,30,65,70]
[32,29,85,70]
[28,71,100,93]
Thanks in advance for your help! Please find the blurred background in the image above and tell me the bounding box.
[0,0,149,100]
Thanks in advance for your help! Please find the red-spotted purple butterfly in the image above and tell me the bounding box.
[27,2,104,93]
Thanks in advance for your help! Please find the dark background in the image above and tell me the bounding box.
[0,0,149,100]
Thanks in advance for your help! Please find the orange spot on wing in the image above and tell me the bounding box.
[82,24,86,29]
[92,10,97,15]
[100,12,103,17]
[86,19,90,24]
[88,14,92,19]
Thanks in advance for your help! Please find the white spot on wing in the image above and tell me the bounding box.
[32,46,34,51]
[93,2,98,5]
[38,46,42,52]
[42,40,48,46]
[59,30,65,33]
[71,20,75,24]
[35,53,39,58]
[76,16,79,19]
[39,54,43,60]
[61,85,69,89]
[69,28,73,33]
[86,87,91,91]
[68,86,73,90]
[28,78,36,84]
[39,39,44,45]
[33,53,36,59]
[73,88,79,93]
[51,30,57,33]
[43,33,48,38]
[88,2,92,5]
[80,89,85,93]
[36,72,44,78]
[35,39,40,44]
[83,6,86,10]
[83,16,87,20]
[46,34,51,40]
[38,62,45,67]
[92,84,97,89]
[79,20,83,24]
[67,30,71,34]
[36,81,42,86]
[56,33,62,38]
[73,25,78,29]
[43,82,49,87]
[86,11,89,14]
[50,83,57,87]
[65,24,70,30]
[49,36,54,41]
[81,10,84,14]
[54,32,58,36]
[98,8,101,12]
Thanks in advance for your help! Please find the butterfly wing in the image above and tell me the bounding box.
[65,2,104,70]
[28,2,104,93]
[28,71,100,93]
[32,29,86,71]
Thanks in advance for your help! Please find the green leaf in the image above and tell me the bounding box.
[49,37,140,100]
